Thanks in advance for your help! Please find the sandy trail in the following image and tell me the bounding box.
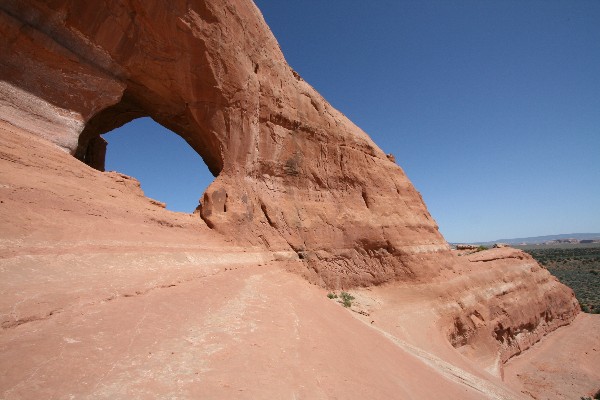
[1,258,525,400]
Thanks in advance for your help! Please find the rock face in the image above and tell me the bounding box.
[349,248,581,378]
[455,249,579,365]
[0,0,451,288]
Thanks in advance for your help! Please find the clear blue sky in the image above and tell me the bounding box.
[105,0,600,243]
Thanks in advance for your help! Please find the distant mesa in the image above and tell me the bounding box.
[454,243,508,250]
[460,233,600,246]
[543,238,600,245]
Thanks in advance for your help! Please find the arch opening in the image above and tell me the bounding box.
[103,117,214,213]
[75,90,224,177]
[74,91,223,213]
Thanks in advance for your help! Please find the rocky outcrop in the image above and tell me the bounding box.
[0,0,452,288]
[455,249,579,365]
[351,248,581,381]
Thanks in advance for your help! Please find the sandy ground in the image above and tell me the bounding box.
[504,313,600,399]
[0,258,518,400]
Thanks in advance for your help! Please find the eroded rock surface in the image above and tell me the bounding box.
[0,0,452,288]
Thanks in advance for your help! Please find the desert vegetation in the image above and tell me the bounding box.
[327,292,355,308]
[519,245,600,313]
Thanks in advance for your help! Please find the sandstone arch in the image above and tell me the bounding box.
[0,0,460,287]
[92,116,214,215]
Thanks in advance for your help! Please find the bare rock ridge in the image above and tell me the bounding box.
[0,0,451,288]
[1,1,597,399]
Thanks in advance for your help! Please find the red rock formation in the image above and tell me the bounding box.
[348,248,581,379]
[459,249,579,364]
[0,0,452,288]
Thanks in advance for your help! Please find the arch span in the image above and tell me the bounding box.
[0,0,454,288]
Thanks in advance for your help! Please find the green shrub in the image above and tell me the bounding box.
[340,292,355,308]
[327,292,338,299]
